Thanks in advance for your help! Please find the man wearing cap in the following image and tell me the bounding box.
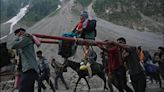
[12,28,39,92]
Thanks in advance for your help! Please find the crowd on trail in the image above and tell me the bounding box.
[0,11,164,92]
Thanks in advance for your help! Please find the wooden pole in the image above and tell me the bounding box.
[33,33,109,46]
[40,40,59,44]
[34,33,132,48]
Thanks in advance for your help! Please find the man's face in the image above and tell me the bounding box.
[117,40,125,44]
[37,53,42,58]
[15,32,21,37]
[15,31,24,37]
[80,16,83,20]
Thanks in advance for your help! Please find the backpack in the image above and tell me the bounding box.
[145,64,157,73]
[58,32,78,58]
[143,50,152,63]
[81,19,97,40]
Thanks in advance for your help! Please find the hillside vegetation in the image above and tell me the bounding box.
[92,0,164,32]
[0,0,29,23]
[1,0,163,32]
[21,0,59,26]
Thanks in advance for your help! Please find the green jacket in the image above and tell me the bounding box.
[12,33,39,73]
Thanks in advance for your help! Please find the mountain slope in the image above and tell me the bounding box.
[93,0,164,32]
[28,0,163,56]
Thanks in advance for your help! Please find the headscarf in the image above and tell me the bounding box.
[80,11,89,29]
[80,11,88,22]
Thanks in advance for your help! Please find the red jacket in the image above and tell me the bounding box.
[75,20,83,30]
[75,19,89,33]
[107,46,122,73]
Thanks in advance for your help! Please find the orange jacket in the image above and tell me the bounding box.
[139,51,144,62]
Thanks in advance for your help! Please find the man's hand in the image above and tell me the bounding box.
[108,72,112,79]
[97,44,102,48]
[122,50,129,58]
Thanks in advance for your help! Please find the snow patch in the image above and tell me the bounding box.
[57,5,61,10]
[0,4,29,40]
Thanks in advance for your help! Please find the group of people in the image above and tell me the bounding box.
[98,38,146,92]
[2,10,163,92]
